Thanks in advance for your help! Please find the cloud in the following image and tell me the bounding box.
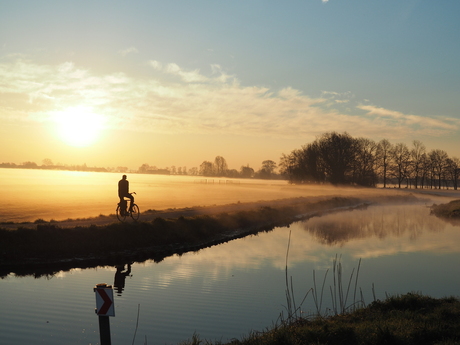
[150,60,234,84]
[278,87,302,99]
[149,60,162,70]
[321,90,353,106]
[0,57,458,142]
[118,46,139,57]
[164,63,209,83]
[358,104,459,135]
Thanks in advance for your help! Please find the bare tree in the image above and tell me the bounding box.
[227,169,239,178]
[376,139,393,188]
[278,150,307,183]
[318,132,356,184]
[418,153,430,189]
[22,161,38,169]
[354,138,378,186]
[409,140,426,188]
[445,157,460,190]
[262,160,277,173]
[279,144,323,184]
[391,143,411,188]
[138,163,150,173]
[278,153,290,177]
[429,149,448,189]
[240,165,254,178]
[199,161,213,176]
[214,156,228,176]
[259,160,277,179]
[42,158,54,166]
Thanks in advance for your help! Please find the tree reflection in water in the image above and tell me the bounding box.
[301,205,449,246]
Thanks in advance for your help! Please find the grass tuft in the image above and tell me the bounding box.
[430,199,460,218]
[207,293,460,345]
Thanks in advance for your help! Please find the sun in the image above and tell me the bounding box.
[53,107,105,147]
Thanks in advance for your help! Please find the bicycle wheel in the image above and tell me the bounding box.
[116,205,127,222]
[130,204,140,221]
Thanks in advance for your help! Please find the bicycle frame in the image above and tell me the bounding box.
[116,192,139,222]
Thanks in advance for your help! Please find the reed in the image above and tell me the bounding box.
[131,304,141,345]
[283,230,312,322]
[181,293,460,345]
[329,254,363,315]
[283,232,366,324]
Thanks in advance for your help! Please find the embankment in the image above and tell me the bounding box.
[0,194,423,278]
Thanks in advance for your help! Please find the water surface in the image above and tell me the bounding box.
[1,203,459,345]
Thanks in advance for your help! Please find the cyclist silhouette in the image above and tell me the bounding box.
[118,175,134,212]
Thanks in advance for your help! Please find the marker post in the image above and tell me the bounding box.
[94,283,115,345]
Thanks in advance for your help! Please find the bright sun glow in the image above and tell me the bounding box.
[54,107,105,147]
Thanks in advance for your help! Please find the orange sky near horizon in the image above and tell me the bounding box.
[1,2,460,172]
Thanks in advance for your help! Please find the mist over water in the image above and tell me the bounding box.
[1,168,440,223]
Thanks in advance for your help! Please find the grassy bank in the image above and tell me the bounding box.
[0,196,367,276]
[180,293,460,345]
[0,193,423,277]
[431,199,460,218]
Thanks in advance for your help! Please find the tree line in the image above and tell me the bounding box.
[0,160,108,172]
[278,132,460,189]
[195,156,278,179]
[4,132,457,189]
[0,157,279,179]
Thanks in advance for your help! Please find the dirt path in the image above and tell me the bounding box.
[9,195,333,229]
[2,187,458,230]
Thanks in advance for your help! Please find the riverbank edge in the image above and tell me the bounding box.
[181,293,460,345]
[430,199,460,218]
[0,194,423,277]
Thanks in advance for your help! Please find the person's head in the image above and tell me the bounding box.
[122,175,127,180]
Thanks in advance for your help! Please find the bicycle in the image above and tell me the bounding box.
[116,192,140,222]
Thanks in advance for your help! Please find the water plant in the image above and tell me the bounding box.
[283,230,312,322]
[283,231,366,324]
[179,292,460,345]
[430,199,460,218]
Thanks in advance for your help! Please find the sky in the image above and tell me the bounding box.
[1,1,460,172]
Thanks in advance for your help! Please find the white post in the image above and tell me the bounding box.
[94,283,115,345]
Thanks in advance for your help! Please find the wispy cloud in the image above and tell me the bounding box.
[0,57,458,142]
[118,46,139,57]
[149,60,234,84]
[321,90,353,105]
[358,104,460,136]
[164,63,209,83]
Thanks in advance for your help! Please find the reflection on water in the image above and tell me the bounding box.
[304,205,444,246]
[302,205,460,261]
[1,204,460,345]
[114,263,132,296]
